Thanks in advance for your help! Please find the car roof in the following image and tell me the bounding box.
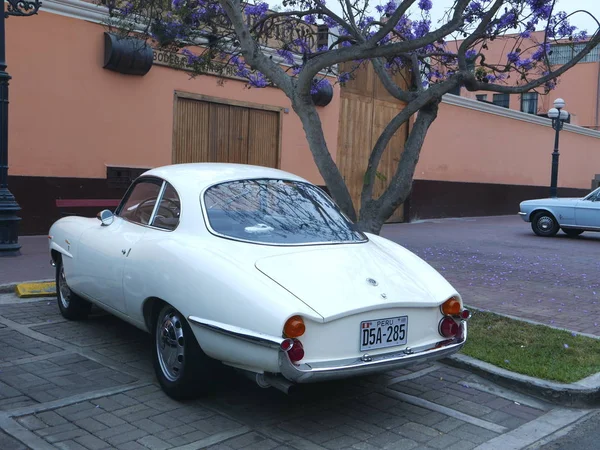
[141,163,309,191]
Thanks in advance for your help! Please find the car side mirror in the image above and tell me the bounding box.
[97,209,114,226]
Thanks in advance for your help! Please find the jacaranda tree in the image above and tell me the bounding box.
[105,0,600,234]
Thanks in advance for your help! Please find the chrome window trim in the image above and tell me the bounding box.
[115,176,182,233]
[148,181,167,226]
[198,177,369,247]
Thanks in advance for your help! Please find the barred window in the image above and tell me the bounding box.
[493,93,510,108]
[549,43,600,65]
[476,94,488,101]
[521,92,538,114]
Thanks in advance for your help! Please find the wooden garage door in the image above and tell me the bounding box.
[173,95,280,168]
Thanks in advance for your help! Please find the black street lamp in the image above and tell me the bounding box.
[0,0,41,256]
[547,98,569,198]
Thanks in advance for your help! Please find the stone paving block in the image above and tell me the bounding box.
[351,443,382,450]
[394,422,441,443]
[305,429,344,444]
[135,435,171,450]
[322,435,362,450]
[37,410,70,426]
[105,428,148,446]
[0,328,63,363]
[453,399,493,417]
[95,423,137,440]
[46,428,89,443]
[367,431,419,448]
[131,418,166,434]
[410,411,447,427]
[17,414,48,431]
[37,423,79,437]
[74,418,108,433]
[55,440,89,450]
[75,433,112,450]
[426,433,462,449]
[448,423,500,444]
[116,442,148,450]
[445,440,478,450]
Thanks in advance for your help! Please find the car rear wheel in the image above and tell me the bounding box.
[531,211,559,237]
[56,258,92,320]
[152,304,217,400]
[562,228,584,238]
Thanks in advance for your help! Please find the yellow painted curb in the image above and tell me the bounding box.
[15,282,56,298]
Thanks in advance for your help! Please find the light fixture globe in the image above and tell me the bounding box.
[559,109,569,121]
[553,98,566,109]
[548,107,559,119]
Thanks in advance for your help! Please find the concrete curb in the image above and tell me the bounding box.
[444,353,600,408]
[0,280,54,295]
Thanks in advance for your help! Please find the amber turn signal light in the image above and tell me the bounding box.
[441,297,461,316]
[283,316,305,338]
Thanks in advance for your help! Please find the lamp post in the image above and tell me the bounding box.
[547,98,569,198]
[0,0,41,256]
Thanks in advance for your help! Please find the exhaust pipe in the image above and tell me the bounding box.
[239,370,296,394]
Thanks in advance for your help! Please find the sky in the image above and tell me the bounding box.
[317,0,600,36]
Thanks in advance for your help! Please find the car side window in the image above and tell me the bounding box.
[119,180,163,225]
[151,183,181,231]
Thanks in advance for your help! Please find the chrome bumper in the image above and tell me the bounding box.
[518,211,529,221]
[279,324,467,383]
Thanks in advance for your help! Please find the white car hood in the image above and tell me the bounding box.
[521,197,581,207]
[255,239,457,322]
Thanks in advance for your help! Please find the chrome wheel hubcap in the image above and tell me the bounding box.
[537,216,553,231]
[58,267,71,309]
[156,311,185,382]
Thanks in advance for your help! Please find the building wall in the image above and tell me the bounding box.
[449,31,600,129]
[407,95,600,220]
[6,5,340,234]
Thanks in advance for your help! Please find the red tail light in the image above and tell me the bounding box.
[460,309,471,320]
[439,317,459,338]
[287,339,304,363]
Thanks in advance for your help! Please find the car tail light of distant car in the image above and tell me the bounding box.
[283,315,305,338]
[439,317,459,338]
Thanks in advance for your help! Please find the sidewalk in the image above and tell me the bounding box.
[0,236,53,285]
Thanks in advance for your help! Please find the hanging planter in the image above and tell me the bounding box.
[103,32,154,76]
[311,79,333,107]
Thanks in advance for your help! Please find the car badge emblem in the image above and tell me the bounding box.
[366,278,378,286]
[381,293,387,299]
[361,354,372,362]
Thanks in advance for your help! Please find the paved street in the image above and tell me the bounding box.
[382,215,600,336]
[0,292,593,450]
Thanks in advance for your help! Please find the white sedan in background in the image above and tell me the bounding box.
[519,187,600,237]
[49,163,469,399]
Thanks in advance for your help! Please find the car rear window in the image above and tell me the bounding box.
[202,179,367,245]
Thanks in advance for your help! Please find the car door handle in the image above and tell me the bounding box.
[122,249,127,255]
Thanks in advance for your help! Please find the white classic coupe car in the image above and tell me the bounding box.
[519,187,600,237]
[49,163,469,399]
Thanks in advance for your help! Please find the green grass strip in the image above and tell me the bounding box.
[461,309,600,383]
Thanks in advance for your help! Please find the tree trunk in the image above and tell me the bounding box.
[355,102,440,234]
[291,94,358,221]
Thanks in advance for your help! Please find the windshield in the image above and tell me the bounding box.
[585,187,600,200]
[202,179,367,245]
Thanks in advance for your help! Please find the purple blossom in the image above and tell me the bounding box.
[412,19,430,39]
[507,51,520,63]
[516,58,534,70]
[338,72,351,83]
[465,49,477,60]
[276,49,295,65]
[532,44,549,61]
[311,78,331,95]
[248,72,268,88]
[245,2,268,18]
[303,14,316,25]
[418,0,432,11]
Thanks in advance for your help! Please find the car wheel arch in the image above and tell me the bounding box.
[142,297,168,332]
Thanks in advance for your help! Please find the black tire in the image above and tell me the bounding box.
[531,211,560,237]
[562,228,584,238]
[152,304,217,400]
[56,257,92,320]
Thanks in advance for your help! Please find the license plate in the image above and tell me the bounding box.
[360,316,408,351]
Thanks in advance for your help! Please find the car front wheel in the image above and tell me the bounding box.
[56,258,92,320]
[152,304,217,400]
[562,228,584,238]
[531,212,559,237]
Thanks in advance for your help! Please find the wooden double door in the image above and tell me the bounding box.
[173,93,280,168]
